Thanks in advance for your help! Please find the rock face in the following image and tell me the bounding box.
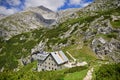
[31,41,46,53]
[26,6,58,20]
[92,38,120,62]
[83,14,120,62]
[58,8,80,23]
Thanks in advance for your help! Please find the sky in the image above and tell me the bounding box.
[0,0,93,15]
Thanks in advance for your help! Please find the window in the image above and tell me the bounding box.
[52,68,54,70]
[60,66,62,69]
[45,66,47,68]
[38,64,41,66]
[49,67,51,69]
[51,58,53,60]
[44,62,46,64]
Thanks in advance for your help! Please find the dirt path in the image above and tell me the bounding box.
[83,67,94,80]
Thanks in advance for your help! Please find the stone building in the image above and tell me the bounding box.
[32,51,69,71]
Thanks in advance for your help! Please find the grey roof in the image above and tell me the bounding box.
[32,52,49,60]
[51,51,69,65]
[36,51,69,65]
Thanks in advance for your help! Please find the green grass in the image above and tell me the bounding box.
[64,69,88,80]
[63,45,97,62]
[96,31,118,41]
[0,29,44,69]
[94,63,120,80]
[111,20,120,29]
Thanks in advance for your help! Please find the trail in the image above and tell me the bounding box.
[83,67,94,80]
[66,51,76,61]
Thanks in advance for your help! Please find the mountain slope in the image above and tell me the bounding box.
[1,0,120,40]
[58,0,120,23]
[0,0,120,75]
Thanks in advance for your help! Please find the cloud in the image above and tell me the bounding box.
[69,0,82,5]
[6,0,21,6]
[0,0,66,15]
[0,6,17,15]
[25,0,66,11]
[0,0,21,15]
[81,2,91,7]
[0,0,92,15]
[69,0,91,7]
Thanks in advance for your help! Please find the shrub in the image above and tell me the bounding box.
[97,44,101,48]
[95,63,120,80]
[107,33,117,39]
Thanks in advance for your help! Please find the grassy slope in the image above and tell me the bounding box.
[93,63,120,80]
[64,69,88,80]
[63,45,96,62]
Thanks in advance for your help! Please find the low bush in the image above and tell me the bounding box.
[95,63,120,80]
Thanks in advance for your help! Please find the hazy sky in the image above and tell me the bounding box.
[0,0,93,15]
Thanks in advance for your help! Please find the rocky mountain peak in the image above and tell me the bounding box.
[0,14,6,20]
[37,5,53,12]
[26,5,58,20]
[0,6,58,39]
